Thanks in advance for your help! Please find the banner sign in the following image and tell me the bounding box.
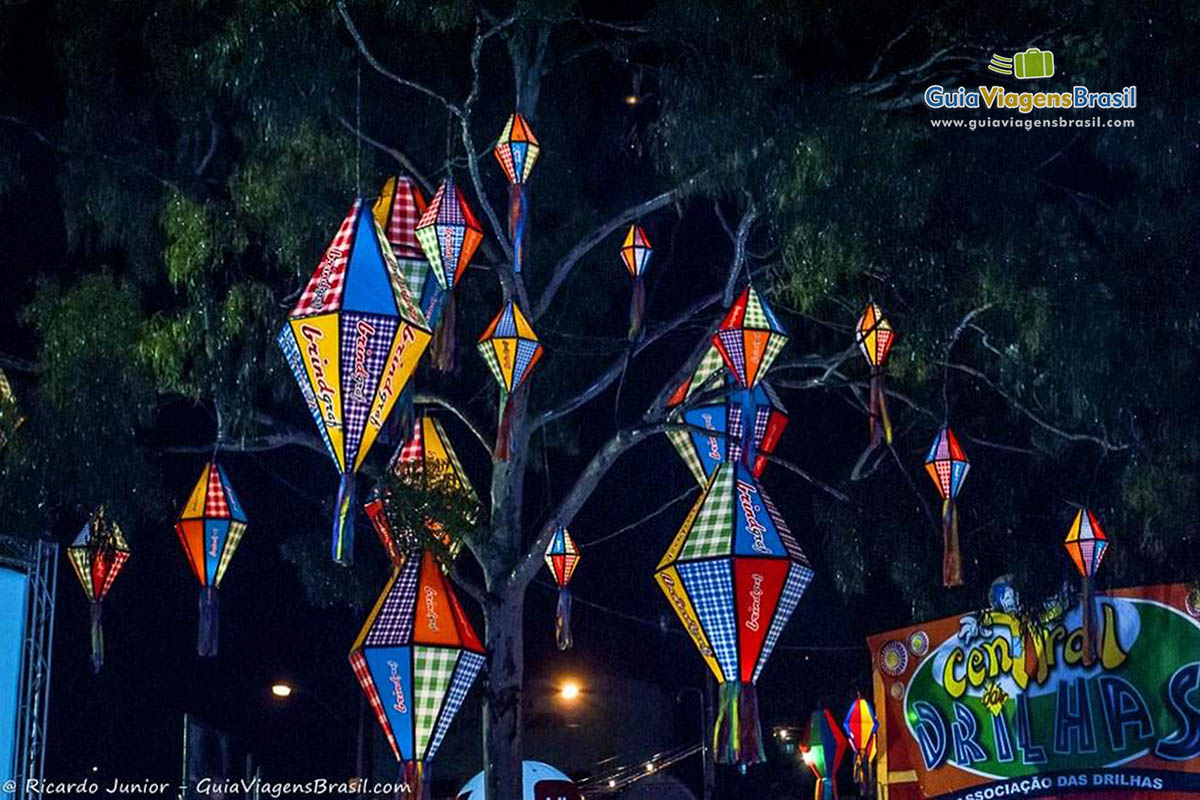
[868,583,1200,799]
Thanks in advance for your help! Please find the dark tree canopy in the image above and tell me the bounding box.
[0,0,1197,792]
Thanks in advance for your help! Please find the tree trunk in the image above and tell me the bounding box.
[483,588,525,800]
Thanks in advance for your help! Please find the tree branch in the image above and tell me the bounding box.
[333,113,435,194]
[336,2,463,116]
[412,391,492,454]
[534,173,707,320]
[942,361,1129,451]
[158,430,327,455]
[764,454,850,503]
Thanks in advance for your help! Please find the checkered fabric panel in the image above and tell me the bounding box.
[213,521,246,587]
[743,289,770,330]
[204,463,229,519]
[760,332,787,377]
[438,182,467,226]
[340,313,400,465]
[512,339,541,389]
[436,226,467,287]
[351,650,400,759]
[68,549,94,601]
[476,340,505,388]
[426,650,484,760]
[97,550,130,600]
[396,258,431,309]
[679,466,734,561]
[934,460,952,497]
[277,327,339,464]
[293,202,357,317]
[431,418,477,506]
[391,418,425,473]
[753,561,814,682]
[385,180,424,260]
[716,330,747,385]
[366,557,420,647]
[760,487,811,567]
[676,560,738,681]
[413,646,460,758]
[667,422,707,485]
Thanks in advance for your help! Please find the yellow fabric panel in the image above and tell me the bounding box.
[422,416,449,468]
[655,565,723,681]
[373,177,396,230]
[180,463,210,520]
[290,314,345,471]
[356,322,432,471]
[512,304,536,341]
[656,486,708,571]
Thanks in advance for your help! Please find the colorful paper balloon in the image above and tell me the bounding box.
[655,462,814,769]
[68,507,130,673]
[415,179,483,293]
[544,527,580,651]
[620,225,652,339]
[175,460,248,657]
[924,425,970,588]
[801,708,848,800]
[665,347,788,485]
[842,697,878,792]
[374,175,446,329]
[855,302,895,448]
[278,199,433,565]
[477,301,543,460]
[713,285,789,390]
[493,112,540,185]
[364,414,478,565]
[1064,508,1110,661]
[349,551,485,799]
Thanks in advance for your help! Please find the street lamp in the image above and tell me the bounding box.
[559,679,582,703]
[677,685,714,800]
[271,683,293,698]
[270,680,365,795]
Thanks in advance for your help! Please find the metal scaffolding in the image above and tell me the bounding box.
[0,536,57,800]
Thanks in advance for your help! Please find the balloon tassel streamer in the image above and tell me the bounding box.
[332,472,357,566]
[89,602,104,674]
[198,585,219,658]
[556,587,573,651]
[713,682,765,769]
[942,499,962,588]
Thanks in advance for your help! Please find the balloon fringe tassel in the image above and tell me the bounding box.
[628,277,645,340]
[869,370,892,448]
[942,499,963,588]
[332,472,356,566]
[494,393,514,461]
[198,585,219,658]
[89,602,103,674]
[431,292,456,373]
[714,682,765,768]
[556,588,573,651]
[402,761,430,800]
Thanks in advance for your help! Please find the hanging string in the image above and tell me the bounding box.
[355,60,362,197]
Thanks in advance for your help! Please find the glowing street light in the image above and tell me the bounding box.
[559,679,582,702]
[271,683,294,698]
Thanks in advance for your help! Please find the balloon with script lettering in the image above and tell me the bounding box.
[477,300,543,460]
[800,708,847,800]
[924,425,970,588]
[415,179,484,371]
[544,526,580,651]
[1063,507,1109,661]
[68,507,131,674]
[374,176,446,330]
[620,224,652,339]
[664,347,788,486]
[364,413,478,565]
[492,112,540,275]
[349,550,485,800]
[174,460,248,657]
[278,199,433,565]
[842,696,878,793]
[854,301,895,448]
[654,462,814,770]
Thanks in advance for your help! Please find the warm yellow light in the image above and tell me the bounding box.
[607,780,616,788]
[778,728,790,741]
[271,683,293,698]
[624,95,640,106]
[644,762,655,773]
[560,680,581,701]
[801,749,817,766]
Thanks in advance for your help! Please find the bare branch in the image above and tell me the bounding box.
[0,353,40,373]
[581,486,698,548]
[336,2,463,115]
[412,391,492,454]
[333,113,435,194]
[764,454,850,503]
[159,431,327,456]
[534,173,707,319]
[722,196,757,305]
[510,423,668,587]
[942,361,1129,451]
